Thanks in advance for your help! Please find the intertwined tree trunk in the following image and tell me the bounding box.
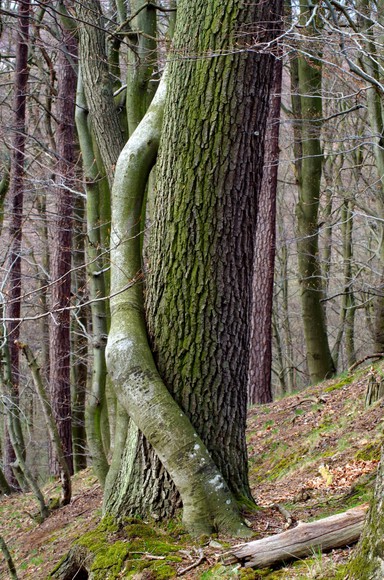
[80,0,282,534]
[145,0,281,501]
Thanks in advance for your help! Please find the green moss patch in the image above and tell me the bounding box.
[324,376,353,393]
[354,441,382,462]
[74,517,182,579]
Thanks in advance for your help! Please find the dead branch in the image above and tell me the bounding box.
[222,505,368,569]
[349,353,384,372]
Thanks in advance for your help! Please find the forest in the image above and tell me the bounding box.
[1,0,384,578]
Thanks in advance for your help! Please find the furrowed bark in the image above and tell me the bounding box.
[146,0,280,502]
[4,0,30,489]
[49,15,77,476]
[77,0,125,187]
[106,74,250,536]
[249,46,283,405]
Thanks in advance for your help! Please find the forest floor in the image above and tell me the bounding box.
[1,362,383,579]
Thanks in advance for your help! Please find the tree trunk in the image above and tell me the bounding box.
[75,69,109,485]
[0,534,18,580]
[126,0,158,136]
[347,450,384,578]
[4,0,30,489]
[353,0,384,354]
[332,200,356,369]
[49,18,77,476]
[106,73,251,536]
[292,1,335,384]
[77,1,125,188]
[77,0,178,512]
[145,0,281,502]
[19,342,71,505]
[248,47,283,405]
[71,193,88,473]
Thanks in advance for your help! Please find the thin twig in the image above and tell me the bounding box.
[178,549,205,576]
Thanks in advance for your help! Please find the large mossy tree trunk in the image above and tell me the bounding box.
[292,1,335,384]
[106,73,251,536]
[145,0,280,501]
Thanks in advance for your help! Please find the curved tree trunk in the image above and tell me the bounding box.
[106,74,250,536]
[77,0,178,514]
[145,0,280,501]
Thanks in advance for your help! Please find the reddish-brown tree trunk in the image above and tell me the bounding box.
[4,0,31,488]
[248,51,283,405]
[49,23,77,476]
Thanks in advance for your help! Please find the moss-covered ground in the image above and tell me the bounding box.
[1,363,384,578]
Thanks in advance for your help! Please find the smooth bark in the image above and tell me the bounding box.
[71,193,88,473]
[126,0,158,136]
[293,1,335,383]
[75,69,109,485]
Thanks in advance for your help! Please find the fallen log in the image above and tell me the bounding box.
[223,504,368,569]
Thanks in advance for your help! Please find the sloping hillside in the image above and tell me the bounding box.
[1,363,383,579]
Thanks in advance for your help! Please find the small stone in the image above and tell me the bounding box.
[209,540,223,549]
